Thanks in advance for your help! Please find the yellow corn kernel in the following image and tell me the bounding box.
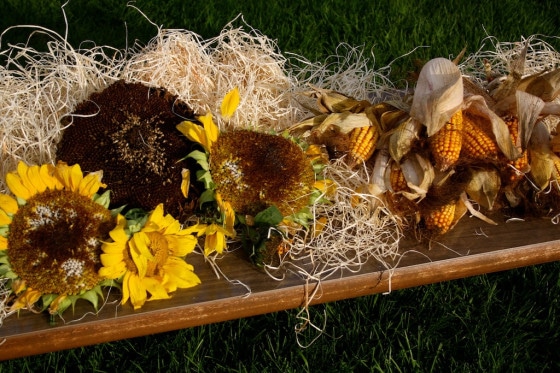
[430,110,463,171]
[503,115,519,142]
[503,115,529,182]
[423,202,456,235]
[347,125,378,168]
[461,114,498,160]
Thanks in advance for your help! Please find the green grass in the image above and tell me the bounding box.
[1,0,560,371]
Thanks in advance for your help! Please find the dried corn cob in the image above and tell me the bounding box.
[461,114,499,161]
[347,125,379,168]
[423,202,456,235]
[503,115,530,182]
[389,164,408,192]
[430,110,463,171]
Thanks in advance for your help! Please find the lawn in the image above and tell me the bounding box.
[1,0,559,372]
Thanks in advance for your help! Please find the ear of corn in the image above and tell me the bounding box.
[389,163,408,192]
[461,114,499,161]
[430,110,463,171]
[503,115,530,182]
[423,202,456,235]
[347,125,379,168]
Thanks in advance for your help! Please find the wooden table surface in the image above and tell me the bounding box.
[2,215,560,360]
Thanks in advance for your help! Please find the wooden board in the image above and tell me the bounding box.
[2,215,560,360]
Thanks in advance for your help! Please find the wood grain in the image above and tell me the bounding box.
[1,216,560,360]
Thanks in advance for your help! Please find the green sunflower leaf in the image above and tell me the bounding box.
[187,150,209,170]
[199,189,216,206]
[254,206,283,226]
[196,169,214,189]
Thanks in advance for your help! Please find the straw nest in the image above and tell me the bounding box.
[1,16,559,292]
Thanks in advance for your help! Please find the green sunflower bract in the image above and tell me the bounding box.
[0,161,115,315]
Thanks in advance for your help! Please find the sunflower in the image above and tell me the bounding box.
[177,88,331,263]
[56,80,203,220]
[98,203,201,310]
[0,161,115,315]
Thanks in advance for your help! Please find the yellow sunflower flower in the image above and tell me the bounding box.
[186,223,234,256]
[99,204,201,310]
[0,161,114,315]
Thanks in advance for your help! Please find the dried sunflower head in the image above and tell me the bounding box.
[56,80,202,219]
[210,130,316,217]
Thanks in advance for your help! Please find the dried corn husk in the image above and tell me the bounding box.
[409,57,464,137]
[371,148,390,195]
[465,169,501,210]
[528,121,554,190]
[388,117,423,163]
[517,67,560,102]
[516,91,546,150]
[302,86,370,113]
[399,154,435,201]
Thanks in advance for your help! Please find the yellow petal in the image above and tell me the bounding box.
[169,234,197,256]
[142,277,170,300]
[100,251,125,267]
[199,112,218,147]
[123,272,147,310]
[129,232,153,277]
[0,193,18,214]
[314,179,337,197]
[203,226,229,256]
[55,162,84,192]
[183,223,207,236]
[164,257,201,289]
[6,172,31,200]
[220,87,240,119]
[0,210,13,225]
[98,261,126,279]
[177,121,208,150]
[40,164,63,190]
[181,168,190,198]
[12,279,27,294]
[145,204,165,230]
[16,161,40,196]
[108,214,129,243]
[78,171,105,198]
[204,232,217,256]
[0,235,7,250]
[223,202,236,234]
[25,164,48,194]
[10,288,42,312]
